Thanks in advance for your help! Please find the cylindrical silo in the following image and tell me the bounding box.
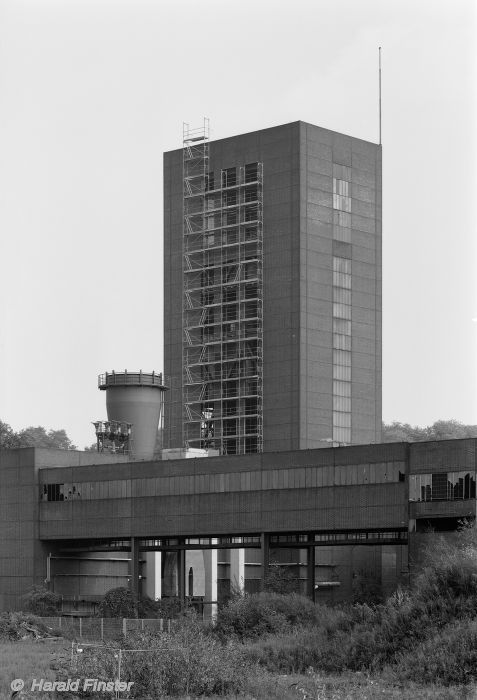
[98,370,167,460]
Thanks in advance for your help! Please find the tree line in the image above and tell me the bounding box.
[1,418,476,451]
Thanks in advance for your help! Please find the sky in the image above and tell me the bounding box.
[0,0,476,450]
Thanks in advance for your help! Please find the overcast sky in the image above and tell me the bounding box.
[0,0,475,449]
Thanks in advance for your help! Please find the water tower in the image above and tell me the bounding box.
[97,370,167,460]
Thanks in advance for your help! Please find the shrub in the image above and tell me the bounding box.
[59,611,245,698]
[22,585,61,616]
[352,568,383,605]
[137,595,182,619]
[263,562,301,594]
[214,591,346,641]
[394,619,477,685]
[0,612,51,640]
[98,587,137,618]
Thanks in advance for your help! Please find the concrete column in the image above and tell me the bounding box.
[129,538,140,600]
[143,552,162,600]
[229,548,245,594]
[307,544,316,601]
[260,533,270,591]
[203,539,217,620]
[177,543,186,608]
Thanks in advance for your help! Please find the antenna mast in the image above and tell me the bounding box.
[379,47,382,145]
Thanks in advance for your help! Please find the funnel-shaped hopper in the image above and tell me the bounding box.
[99,371,167,460]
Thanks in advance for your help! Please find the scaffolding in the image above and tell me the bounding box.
[182,120,263,454]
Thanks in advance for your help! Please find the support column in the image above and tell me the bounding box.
[260,533,269,591]
[129,538,140,600]
[203,539,218,621]
[177,541,186,608]
[229,548,245,594]
[307,544,316,601]
[143,552,162,600]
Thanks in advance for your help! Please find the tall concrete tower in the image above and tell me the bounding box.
[164,121,382,454]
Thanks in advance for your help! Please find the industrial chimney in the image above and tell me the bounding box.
[98,370,167,460]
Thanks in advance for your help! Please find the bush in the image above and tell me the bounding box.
[394,619,477,685]
[263,562,301,594]
[98,587,137,618]
[59,611,245,698]
[214,591,346,641]
[22,585,61,616]
[137,595,182,619]
[0,612,51,640]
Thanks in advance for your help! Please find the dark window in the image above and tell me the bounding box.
[223,190,237,207]
[244,163,258,183]
[222,168,237,188]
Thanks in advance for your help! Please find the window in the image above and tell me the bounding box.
[244,187,258,203]
[333,164,351,181]
[222,167,237,188]
[333,396,351,412]
[333,303,352,320]
[333,288,351,305]
[244,205,259,222]
[333,380,351,397]
[333,257,351,274]
[244,162,258,183]
[333,318,351,335]
[333,411,351,428]
[223,287,237,303]
[333,333,351,351]
[409,472,477,502]
[223,190,237,207]
[333,365,351,381]
[223,305,237,321]
[333,349,351,367]
[333,174,351,212]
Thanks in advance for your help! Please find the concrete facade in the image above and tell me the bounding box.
[164,121,382,453]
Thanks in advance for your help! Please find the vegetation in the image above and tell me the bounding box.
[382,418,477,443]
[4,525,477,697]
[0,420,76,450]
[98,587,138,619]
[22,585,61,616]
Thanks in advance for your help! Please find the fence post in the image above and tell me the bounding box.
[141,619,144,631]
[160,618,163,632]
[58,617,62,629]
[122,618,127,638]
[79,617,82,639]
[167,619,171,633]
[101,618,104,641]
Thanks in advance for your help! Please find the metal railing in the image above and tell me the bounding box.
[98,371,167,389]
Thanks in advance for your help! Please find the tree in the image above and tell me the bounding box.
[22,585,61,616]
[0,420,77,450]
[382,419,477,443]
[98,587,137,618]
[0,421,21,449]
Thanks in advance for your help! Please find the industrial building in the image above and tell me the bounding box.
[0,438,475,613]
[0,120,470,614]
[164,120,382,454]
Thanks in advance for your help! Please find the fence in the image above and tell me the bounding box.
[41,617,173,641]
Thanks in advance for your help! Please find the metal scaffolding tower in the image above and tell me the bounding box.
[182,120,263,454]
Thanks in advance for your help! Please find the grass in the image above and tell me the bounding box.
[0,639,70,700]
[0,639,475,699]
[242,670,477,699]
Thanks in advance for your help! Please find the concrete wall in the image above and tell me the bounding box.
[0,449,128,610]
